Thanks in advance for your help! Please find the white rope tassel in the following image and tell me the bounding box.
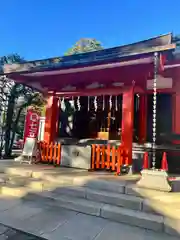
[77,96,81,111]
[102,95,105,111]
[61,97,65,111]
[109,95,112,110]
[71,96,75,110]
[115,96,118,111]
[87,96,90,111]
[152,52,158,169]
[94,96,97,112]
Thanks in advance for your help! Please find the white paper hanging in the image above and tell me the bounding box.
[94,96,97,112]
[102,95,105,111]
[77,96,81,111]
[109,96,112,110]
[115,96,118,111]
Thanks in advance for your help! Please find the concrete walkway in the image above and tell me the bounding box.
[0,196,178,240]
[0,224,45,240]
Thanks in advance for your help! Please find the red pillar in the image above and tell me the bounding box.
[172,93,180,137]
[121,87,134,165]
[172,71,180,143]
[44,96,60,143]
[138,94,147,143]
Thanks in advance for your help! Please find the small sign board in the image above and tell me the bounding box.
[22,137,37,157]
[146,76,173,90]
[23,110,40,144]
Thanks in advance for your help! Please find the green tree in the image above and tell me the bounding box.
[4,85,45,157]
[172,35,180,49]
[0,54,45,157]
[65,38,103,55]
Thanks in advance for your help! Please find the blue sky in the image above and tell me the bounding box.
[0,0,179,60]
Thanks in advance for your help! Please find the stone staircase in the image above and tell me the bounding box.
[0,164,179,237]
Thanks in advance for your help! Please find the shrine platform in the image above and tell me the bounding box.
[0,162,179,237]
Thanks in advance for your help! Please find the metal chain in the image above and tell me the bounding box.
[152,52,158,169]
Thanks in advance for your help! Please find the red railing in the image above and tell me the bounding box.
[91,144,129,174]
[39,142,129,174]
[39,141,61,165]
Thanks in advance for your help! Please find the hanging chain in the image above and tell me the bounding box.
[152,52,158,169]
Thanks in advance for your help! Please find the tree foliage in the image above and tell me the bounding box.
[172,35,180,48]
[65,38,103,55]
[0,75,13,156]
[4,84,45,157]
[0,54,45,157]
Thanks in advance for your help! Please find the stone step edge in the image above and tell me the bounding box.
[0,181,158,213]
[23,191,165,233]
[3,168,128,193]
[48,186,145,212]
[5,169,127,186]
[4,168,34,178]
[4,167,178,196]
[0,181,168,216]
[66,187,164,215]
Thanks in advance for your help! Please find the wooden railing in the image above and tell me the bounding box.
[91,144,129,174]
[39,141,61,165]
[39,142,129,174]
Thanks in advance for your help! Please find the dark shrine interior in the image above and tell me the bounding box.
[57,93,173,144]
[57,93,180,173]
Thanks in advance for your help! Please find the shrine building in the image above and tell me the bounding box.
[1,33,180,173]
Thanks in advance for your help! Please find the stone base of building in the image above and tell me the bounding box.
[137,169,172,192]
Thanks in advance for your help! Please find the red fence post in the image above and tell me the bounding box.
[49,142,53,163]
[56,143,61,165]
[111,146,116,171]
[91,145,96,170]
[117,147,123,175]
[96,145,100,169]
[106,145,111,169]
[53,143,57,165]
[101,145,105,169]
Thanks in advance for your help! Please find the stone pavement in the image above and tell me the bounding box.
[0,224,45,240]
[0,197,178,240]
